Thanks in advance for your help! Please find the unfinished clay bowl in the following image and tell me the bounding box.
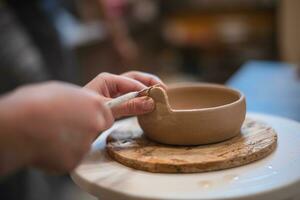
[137,83,246,145]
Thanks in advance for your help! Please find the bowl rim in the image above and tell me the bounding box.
[164,82,245,113]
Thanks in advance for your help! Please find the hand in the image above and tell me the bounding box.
[0,71,165,175]
[0,81,114,175]
[85,71,166,119]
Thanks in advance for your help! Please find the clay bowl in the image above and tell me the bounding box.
[137,83,246,145]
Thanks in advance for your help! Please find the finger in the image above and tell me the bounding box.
[111,96,155,119]
[121,71,167,89]
[86,73,147,98]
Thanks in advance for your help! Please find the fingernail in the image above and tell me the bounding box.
[142,97,154,111]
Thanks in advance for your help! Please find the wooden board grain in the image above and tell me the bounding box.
[106,118,277,173]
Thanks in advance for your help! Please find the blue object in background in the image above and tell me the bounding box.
[227,61,300,122]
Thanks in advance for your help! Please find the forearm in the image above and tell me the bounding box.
[0,92,33,176]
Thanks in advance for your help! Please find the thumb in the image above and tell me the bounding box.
[111,97,155,119]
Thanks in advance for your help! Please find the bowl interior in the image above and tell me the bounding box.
[167,86,241,110]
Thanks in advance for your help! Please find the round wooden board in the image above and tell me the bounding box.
[106,118,277,173]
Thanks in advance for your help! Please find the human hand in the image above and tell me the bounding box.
[0,71,165,175]
[84,71,166,119]
[0,81,114,174]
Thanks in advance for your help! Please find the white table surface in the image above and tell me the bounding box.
[71,113,300,200]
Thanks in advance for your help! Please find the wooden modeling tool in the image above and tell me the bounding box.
[105,85,158,109]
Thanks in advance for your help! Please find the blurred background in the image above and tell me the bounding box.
[0,0,299,90]
[48,0,298,84]
[0,0,299,200]
[73,0,279,83]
